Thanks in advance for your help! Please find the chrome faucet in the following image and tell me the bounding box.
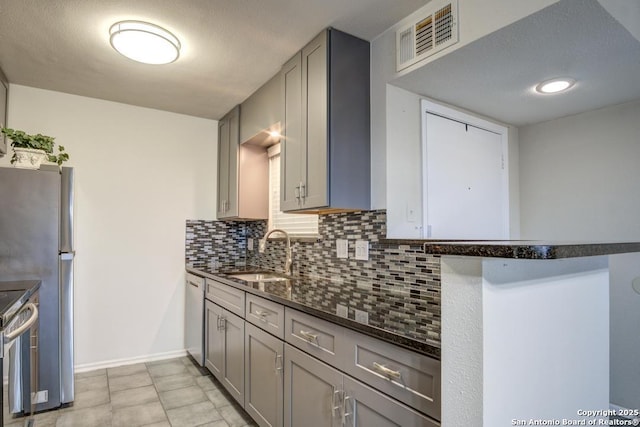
[259,229,293,275]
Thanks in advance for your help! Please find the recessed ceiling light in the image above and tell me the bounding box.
[109,21,181,65]
[535,78,576,94]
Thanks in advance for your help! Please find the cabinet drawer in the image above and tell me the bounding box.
[343,329,441,420]
[246,294,285,339]
[206,279,245,317]
[284,308,345,369]
[343,375,440,427]
[186,273,204,288]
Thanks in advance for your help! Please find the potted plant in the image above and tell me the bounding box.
[1,127,69,169]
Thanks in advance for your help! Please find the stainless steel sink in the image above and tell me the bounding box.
[227,272,290,283]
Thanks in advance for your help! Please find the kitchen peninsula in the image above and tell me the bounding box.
[420,241,640,426]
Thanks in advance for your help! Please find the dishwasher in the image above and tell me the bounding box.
[185,273,205,366]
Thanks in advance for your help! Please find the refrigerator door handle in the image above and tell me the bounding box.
[59,253,74,404]
[60,167,74,253]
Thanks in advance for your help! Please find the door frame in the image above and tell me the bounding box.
[420,98,510,239]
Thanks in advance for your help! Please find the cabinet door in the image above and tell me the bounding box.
[217,116,230,218]
[245,323,284,427]
[280,52,303,211]
[221,309,245,406]
[300,30,328,209]
[217,106,240,218]
[226,106,240,217]
[0,73,7,156]
[424,111,507,239]
[342,376,439,427]
[284,344,342,427]
[205,300,224,378]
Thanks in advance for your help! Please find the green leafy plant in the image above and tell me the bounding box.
[1,127,70,165]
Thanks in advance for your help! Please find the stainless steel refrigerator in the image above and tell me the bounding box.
[0,165,74,412]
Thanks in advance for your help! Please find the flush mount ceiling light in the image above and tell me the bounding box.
[109,20,181,65]
[535,78,576,94]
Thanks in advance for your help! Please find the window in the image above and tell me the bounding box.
[267,143,319,236]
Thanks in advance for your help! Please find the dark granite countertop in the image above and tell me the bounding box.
[187,266,441,360]
[380,239,640,259]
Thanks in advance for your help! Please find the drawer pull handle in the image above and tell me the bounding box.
[373,362,402,380]
[342,395,352,424]
[299,330,319,344]
[331,387,342,418]
[275,353,283,373]
[217,315,227,331]
[254,310,269,322]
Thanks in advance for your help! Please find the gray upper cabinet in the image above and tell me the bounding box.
[217,105,268,220]
[240,73,281,146]
[281,52,303,212]
[217,106,240,218]
[0,66,8,156]
[280,28,370,213]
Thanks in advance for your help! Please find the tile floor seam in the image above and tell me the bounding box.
[4,356,256,427]
[147,362,172,426]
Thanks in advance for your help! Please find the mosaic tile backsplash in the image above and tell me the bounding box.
[185,220,250,267]
[185,210,441,348]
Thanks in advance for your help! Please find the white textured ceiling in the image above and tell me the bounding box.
[395,0,640,126]
[0,0,427,119]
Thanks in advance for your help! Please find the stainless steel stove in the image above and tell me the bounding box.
[0,281,40,427]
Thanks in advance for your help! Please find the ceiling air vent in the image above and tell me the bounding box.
[396,0,458,72]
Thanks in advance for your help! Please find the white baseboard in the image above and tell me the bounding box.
[74,349,188,373]
[610,403,638,420]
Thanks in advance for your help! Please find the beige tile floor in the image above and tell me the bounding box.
[3,356,257,427]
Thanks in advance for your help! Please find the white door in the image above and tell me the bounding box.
[424,112,507,239]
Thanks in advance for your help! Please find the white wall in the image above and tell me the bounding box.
[519,99,640,410]
[3,85,217,369]
[384,88,520,239]
[370,0,557,208]
[385,85,422,237]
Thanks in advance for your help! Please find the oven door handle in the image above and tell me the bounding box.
[4,303,39,342]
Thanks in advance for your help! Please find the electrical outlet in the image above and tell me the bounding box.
[336,239,348,259]
[407,202,417,223]
[355,240,369,261]
[336,304,348,318]
[354,309,369,324]
[247,238,254,251]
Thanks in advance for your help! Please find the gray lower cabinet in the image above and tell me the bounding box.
[205,300,224,378]
[342,329,441,420]
[284,344,342,427]
[204,283,440,427]
[341,376,439,427]
[205,299,245,406]
[284,344,437,427]
[245,323,284,427]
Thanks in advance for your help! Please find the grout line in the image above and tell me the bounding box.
[147,361,172,426]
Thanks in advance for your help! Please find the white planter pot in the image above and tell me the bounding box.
[13,148,48,169]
